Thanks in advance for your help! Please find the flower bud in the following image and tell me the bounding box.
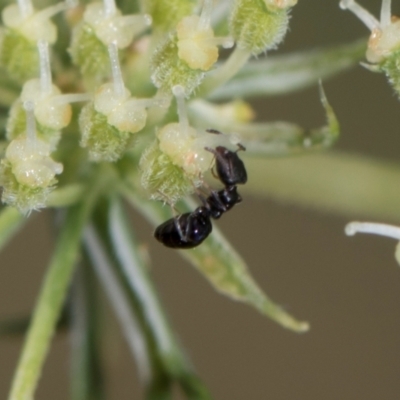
[230,0,292,55]
[340,0,400,95]
[0,134,63,213]
[0,1,71,82]
[139,139,198,204]
[142,0,196,32]
[6,100,61,150]
[79,102,131,163]
[69,1,150,83]
[151,34,205,96]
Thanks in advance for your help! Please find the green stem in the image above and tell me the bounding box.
[83,224,155,385]
[8,170,107,400]
[70,256,104,400]
[197,47,251,98]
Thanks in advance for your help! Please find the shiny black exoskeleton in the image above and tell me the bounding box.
[205,186,242,219]
[154,207,212,249]
[155,187,242,248]
[155,135,247,249]
[205,146,247,186]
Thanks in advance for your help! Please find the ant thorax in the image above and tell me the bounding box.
[157,123,232,177]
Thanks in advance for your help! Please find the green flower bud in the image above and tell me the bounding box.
[0,28,39,82]
[0,1,72,82]
[69,22,110,83]
[0,135,63,214]
[79,102,132,162]
[139,139,200,204]
[0,159,56,214]
[70,2,151,85]
[340,0,400,97]
[229,0,290,55]
[6,100,61,150]
[151,33,205,96]
[142,0,196,32]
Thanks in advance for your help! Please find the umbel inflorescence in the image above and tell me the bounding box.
[0,0,297,216]
[2,0,390,398]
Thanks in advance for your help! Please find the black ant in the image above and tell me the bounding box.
[155,133,247,249]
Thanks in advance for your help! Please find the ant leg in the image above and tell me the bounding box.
[206,128,222,135]
[236,142,246,152]
[173,214,185,240]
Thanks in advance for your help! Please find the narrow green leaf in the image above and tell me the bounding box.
[190,85,339,157]
[121,181,309,333]
[106,197,212,399]
[47,184,85,208]
[243,151,400,222]
[209,38,366,100]
[70,259,105,400]
[0,207,25,251]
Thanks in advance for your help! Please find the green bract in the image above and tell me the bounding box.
[230,0,289,55]
[141,0,196,32]
[69,23,110,85]
[79,102,132,162]
[0,159,57,214]
[379,49,400,97]
[0,28,39,82]
[139,139,198,204]
[7,100,60,148]
[150,33,205,96]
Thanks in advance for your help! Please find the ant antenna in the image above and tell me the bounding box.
[108,42,125,98]
[172,85,189,135]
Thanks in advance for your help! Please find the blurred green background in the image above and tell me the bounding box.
[1,0,400,398]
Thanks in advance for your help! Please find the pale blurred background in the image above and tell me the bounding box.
[1,0,400,399]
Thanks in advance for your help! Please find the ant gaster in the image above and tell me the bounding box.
[154,207,212,249]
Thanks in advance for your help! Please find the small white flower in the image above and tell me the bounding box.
[340,0,400,63]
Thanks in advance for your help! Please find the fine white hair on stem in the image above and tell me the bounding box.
[108,42,125,98]
[102,0,116,18]
[38,40,52,95]
[172,85,189,135]
[198,0,213,30]
[339,0,380,30]
[17,0,33,18]
[345,222,400,240]
[380,0,392,28]
[23,101,37,146]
